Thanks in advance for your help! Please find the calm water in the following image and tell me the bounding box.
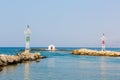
[0,47,120,80]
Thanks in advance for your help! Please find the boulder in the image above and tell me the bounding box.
[0,56,8,66]
[0,59,4,66]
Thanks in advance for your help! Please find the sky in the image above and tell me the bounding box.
[0,0,120,47]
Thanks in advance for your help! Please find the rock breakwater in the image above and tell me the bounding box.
[72,49,120,57]
[0,50,46,71]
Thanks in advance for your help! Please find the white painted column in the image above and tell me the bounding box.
[101,33,105,51]
[25,25,31,50]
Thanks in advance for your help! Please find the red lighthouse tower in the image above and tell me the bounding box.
[101,33,105,51]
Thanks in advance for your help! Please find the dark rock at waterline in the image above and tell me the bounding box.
[36,59,40,62]
[0,67,3,71]
[40,56,47,59]
[0,59,4,66]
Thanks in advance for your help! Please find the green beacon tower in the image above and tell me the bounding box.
[25,25,31,53]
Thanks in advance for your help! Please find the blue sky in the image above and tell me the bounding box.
[0,0,120,47]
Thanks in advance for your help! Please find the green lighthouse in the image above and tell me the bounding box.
[25,25,31,50]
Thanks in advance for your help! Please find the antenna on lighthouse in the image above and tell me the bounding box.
[25,25,31,53]
[101,33,105,51]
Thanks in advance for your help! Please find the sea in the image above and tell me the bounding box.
[0,47,120,80]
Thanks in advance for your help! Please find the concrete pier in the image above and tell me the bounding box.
[72,49,120,57]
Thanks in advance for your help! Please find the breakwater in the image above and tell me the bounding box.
[72,48,120,57]
[0,50,46,71]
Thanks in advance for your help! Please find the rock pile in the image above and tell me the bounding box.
[0,50,46,68]
[72,48,120,57]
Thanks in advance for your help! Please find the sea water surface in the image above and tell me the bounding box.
[0,47,120,80]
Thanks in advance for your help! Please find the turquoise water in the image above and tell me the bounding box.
[0,47,120,80]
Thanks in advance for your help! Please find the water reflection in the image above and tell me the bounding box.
[101,57,106,80]
[24,62,30,80]
[1,64,17,75]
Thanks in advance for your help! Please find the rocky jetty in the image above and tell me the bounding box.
[0,50,46,70]
[72,48,120,57]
